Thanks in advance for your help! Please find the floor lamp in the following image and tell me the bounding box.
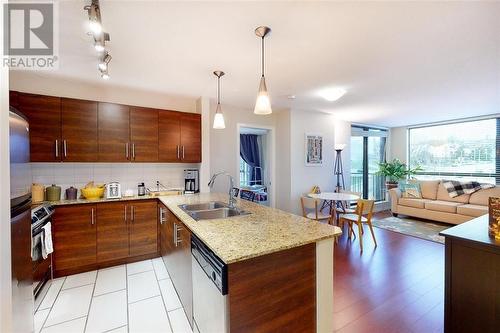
[334,144,346,192]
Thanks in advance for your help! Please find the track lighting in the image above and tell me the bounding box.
[98,53,112,71]
[85,1,102,35]
[100,69,110,80]
[254,26,272,115]
[213,71,226,129]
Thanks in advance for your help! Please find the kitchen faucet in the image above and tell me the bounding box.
[208,171,236,208]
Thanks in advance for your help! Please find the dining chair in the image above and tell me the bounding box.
[301,196,332,223]
[339,199,377,252]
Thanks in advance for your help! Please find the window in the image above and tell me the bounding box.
[351,126,388,201]
[239,158,252,187]
[408,118,499,184]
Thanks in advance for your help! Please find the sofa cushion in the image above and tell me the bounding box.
[425,200,462,213]
[419,180,440,200]
[398,198,431,209]
[456,204,488,217]
[469,186,500,206]
[436,182,470,203]
[400,181,422,199]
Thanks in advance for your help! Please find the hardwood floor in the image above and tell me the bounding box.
[334,211,445,333]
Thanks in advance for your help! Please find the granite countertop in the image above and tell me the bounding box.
[158,193,342,264]
[43,190,182,206]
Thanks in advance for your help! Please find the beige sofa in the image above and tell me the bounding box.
[389,180,500,224]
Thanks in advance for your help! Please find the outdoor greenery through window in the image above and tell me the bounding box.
[408,118,499,184]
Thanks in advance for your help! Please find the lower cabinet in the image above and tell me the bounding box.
[53,204,97,274]
[53,200,158,276]
[161,207,193,325]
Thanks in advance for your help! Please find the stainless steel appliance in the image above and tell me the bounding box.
[31,203,54,309]
[191,235,228,333]
[184,169,199,194]
[105,182,121,199]
[10,108,34,333]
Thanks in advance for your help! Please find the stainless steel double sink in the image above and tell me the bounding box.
[179,201,250,221]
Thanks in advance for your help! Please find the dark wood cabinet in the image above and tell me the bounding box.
[159,203,174,258]
[165,209,193,325]
[180,113,202,163]
[130,107,159,162]
[18,93,62,162]
[159,111,201,163]
[158,110,181,162]
[96,202,129,263]
[9,90,19,109]
[61,98,98,162]
[98,102,130,162]
[52,204,97,275]
[129,200,158,257]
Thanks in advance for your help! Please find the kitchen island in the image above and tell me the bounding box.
[158,193,341,333]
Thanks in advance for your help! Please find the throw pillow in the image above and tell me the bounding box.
[400,181,422,199]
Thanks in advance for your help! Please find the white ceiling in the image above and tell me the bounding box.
[34,0,500,127]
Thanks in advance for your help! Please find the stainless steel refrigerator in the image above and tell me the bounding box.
[10,107,34,333]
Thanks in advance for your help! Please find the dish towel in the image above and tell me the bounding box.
[41,222,54,259]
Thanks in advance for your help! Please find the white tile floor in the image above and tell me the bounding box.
[35,257,193,333]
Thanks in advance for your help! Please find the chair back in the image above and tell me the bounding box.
[300,196,320,219]
[355,199,375,218]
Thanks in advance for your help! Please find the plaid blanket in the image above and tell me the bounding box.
[442,180,495,198]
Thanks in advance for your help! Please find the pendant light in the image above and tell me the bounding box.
[213,71,226,129]
[254,26,272,115]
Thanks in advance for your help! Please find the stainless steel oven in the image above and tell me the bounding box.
[31,203,54,308]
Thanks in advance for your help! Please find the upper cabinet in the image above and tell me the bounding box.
[18,93,62,162]
[130,107,159,162]
[98,102,130,162]
[159,111,201,163]
[61,98,98,162]
[11,91,201,163]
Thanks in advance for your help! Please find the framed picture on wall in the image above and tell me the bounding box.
[305,133,323,166]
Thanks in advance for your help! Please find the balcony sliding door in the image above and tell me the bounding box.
[350,126,387,201]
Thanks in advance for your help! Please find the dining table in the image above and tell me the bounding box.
[308,192,360,225]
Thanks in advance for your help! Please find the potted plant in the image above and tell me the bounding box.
[377,159,421,190]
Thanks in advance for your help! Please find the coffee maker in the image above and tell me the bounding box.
[184,169,199,194]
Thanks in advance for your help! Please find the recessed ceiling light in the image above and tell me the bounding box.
[319,88,346,102]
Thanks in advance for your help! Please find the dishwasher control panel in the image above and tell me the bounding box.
[191,235,228,295]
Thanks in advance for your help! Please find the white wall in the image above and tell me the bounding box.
[209,102,277,195]
[288,109,351,215]
[10,72,197,112]
[389,126,408,162]
[275,110,291,212]
[197,97,211,193]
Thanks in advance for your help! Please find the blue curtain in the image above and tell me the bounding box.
[240,134,262,185]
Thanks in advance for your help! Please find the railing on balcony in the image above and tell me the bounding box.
[350,172,386,201]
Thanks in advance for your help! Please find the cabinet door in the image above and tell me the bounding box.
[158,111,181,162]
[53,205,96,273]
[97,202,129,263]
[18,93,62,162]
[98,102,130,162]
[180,113,201,163]
[130,107,159,162]
[61,98,98,162]
[129,201,158,257]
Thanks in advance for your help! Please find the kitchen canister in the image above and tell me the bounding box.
[46,184,61,201]
[65,186,78,200]
[32,184,45,203]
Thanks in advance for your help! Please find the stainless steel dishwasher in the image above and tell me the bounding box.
[191,235,228,333]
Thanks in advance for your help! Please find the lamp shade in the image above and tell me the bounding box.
[254,77,272,115]
[213,106,225,129]
[335,143,346,151]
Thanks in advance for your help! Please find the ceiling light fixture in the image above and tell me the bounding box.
[100,69,110,80]
[213,71,226,129]
[254,26,272,115]
[98,53,112,71]
[85,1,102,35]
[319,87,347,102]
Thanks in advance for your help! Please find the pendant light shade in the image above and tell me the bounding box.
[254,26,272,115]
[213,71,226,129]
[254,76,272,115]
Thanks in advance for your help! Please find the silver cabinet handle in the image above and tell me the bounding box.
[124,205,127,222]
[182,146,185,159]
[91,208,95,225]
[63,140,67,158]
[132,143,136,160]
[159,207,164,224]
[126,142,129,160]
[173,223,177,246]
[177,145,180,159]
[174,223,183,247]
[55,140,59,157]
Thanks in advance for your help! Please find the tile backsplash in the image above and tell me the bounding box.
[32,163,197,198]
